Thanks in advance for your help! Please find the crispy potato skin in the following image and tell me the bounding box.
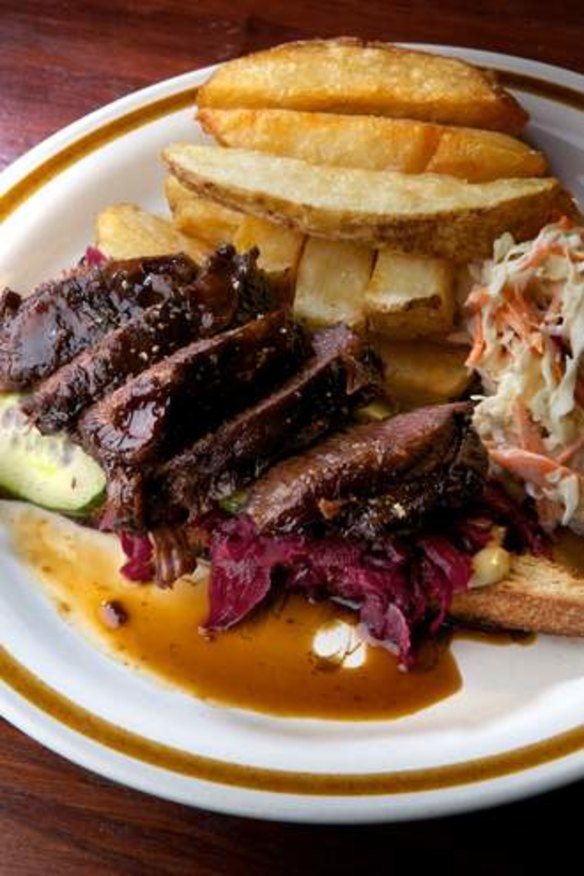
[198,108,546,182]
[165,175,241,247]
[163,144,560,262]
[196,38,528,133]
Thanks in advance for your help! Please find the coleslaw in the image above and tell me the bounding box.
[466,218,584,531]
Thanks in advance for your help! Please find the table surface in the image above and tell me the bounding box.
[1,1,584,872]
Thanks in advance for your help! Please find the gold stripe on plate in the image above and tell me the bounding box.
[2,645,583,795]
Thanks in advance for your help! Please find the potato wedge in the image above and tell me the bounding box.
[164,175,196,213]
[373,337,472,407]
[172,195,242,248]
[293,238,374,329]
[96,203,211,263]
[196,38,527,133]
[163,144,560,261]
[425,126,547,181]
[198,108,546,181]
[165,174,242,247]
[364,251,454,338]
[233,215,305,276]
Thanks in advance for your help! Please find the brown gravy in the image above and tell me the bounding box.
[6,508,462,720]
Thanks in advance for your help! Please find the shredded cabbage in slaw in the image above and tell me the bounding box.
[467,218,584,532]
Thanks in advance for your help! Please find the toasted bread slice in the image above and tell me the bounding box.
[163,144,560,261]
[196,39,528,133]
[198,108,546,182]
[450,553,584,637]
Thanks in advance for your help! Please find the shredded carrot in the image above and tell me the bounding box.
[557,433,584,465]
[514,401,546,454]
[497,303,537,350]
[488,447,563,487]
[521,241,553,270]
[465,314,485,367]
[466,286,490,311]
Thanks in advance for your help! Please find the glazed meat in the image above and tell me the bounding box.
[0,253,201,390]
[24,252,246,434]
[148,324,377,524]
[332,420,487,539]
[0,245,280,393]
[79,309,306,468]
[245,402,488,535]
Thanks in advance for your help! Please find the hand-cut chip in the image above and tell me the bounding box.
[165,175,242,247]
[233,215,305,276]
[373,338,472,407]
[96,203,211,263]
[164,175,195,212]
[195,38,528,133]
[172,195,242,248]
[293,238,373,329]
[425,126,546,180]
[163,144,560,261]
[198,108,546,181]
[364,251,454,338]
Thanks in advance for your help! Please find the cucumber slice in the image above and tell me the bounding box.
[0,394,106,515]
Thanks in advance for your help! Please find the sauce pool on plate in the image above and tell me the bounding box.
[2,505,465,720]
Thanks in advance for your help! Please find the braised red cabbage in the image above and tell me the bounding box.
[116,481,548,668]
[119,531,154,581]
[199,514,474,668]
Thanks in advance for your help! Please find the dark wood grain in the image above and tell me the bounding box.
[1,1,584,872]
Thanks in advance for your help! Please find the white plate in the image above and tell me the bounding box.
[1,46,584,824]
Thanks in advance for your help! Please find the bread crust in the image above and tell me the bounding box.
[450,554,584,637]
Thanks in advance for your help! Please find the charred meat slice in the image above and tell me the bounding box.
[333,422,487,539]
[79,309,306,468]
[245,403,487,535]
[24,252,246,434]
[148,324,378,524]
[225,247,283,323]
[0,253,201,390]
[189,244,281,327]
[0,245,280,392]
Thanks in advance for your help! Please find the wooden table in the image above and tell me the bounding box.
[1,2,583,872]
